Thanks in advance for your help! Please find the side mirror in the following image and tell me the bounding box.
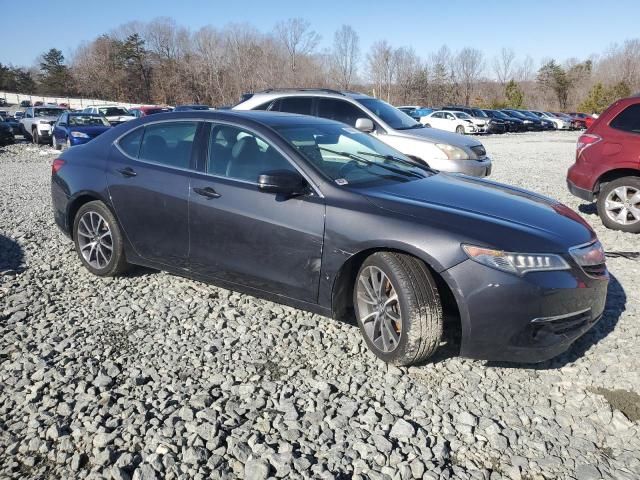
[355,118,374,133]
[258,170,307,195]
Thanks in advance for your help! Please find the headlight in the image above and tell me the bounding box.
[523,120,532,123]
[569,241,605,267]
[70,131,89,138]
[462,244,570,275]
[435,143,469,160]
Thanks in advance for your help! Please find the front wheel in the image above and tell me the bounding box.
[354,252,443,365]
[597,177,640,233]
[456,125,465,134]
[73,201,130,276]
[53,135,61,150]
[32,129,39,144]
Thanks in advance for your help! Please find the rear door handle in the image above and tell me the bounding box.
[116,167,137,178]
[193,186,221,199]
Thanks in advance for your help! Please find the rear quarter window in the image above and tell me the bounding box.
[118,127,144,158]
[610,104,640,134]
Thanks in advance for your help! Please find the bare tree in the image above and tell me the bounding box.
[455,47,484,105]
[493,47,515,84]
[516,55,535,81]
[331,25,360,89]
[394,47,422,103]
[366,40,396,101]
[274,18,320,79]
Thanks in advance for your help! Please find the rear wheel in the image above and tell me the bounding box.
[354,252,443,365]
[597,177,640,233]
[456,125,465,134]
[73,201,129,276]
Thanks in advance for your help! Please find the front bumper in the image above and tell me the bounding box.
[443,258,608,363]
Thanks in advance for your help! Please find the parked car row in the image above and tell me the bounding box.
[398,105,595,135]
[11,103,212,146]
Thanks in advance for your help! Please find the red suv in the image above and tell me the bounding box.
[567,95,640,232]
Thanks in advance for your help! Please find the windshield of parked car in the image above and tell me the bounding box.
[454,112,473,120]
[99,107,130,116]
[68,115,110,126]
[471,109,488,118]
[275,123,433,187]
[355,98,421,130]
[35,108,64,117]
[504,110,527,119]
[145,108,171,115]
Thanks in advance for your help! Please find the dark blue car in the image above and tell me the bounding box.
[52,113,112,150]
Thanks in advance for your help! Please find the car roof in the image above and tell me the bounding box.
[244,89,371,101]
[137,109,343,128]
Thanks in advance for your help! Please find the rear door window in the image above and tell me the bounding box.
[139,122,198,169]
[610,104,640,134]
[317,99,367,127]
[272,97,313,115]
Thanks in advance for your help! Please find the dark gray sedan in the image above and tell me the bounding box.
[51,110,609,365]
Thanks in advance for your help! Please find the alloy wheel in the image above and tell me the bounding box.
[356,266,402,353]
[77,211,113,269]
[605,185,640,226]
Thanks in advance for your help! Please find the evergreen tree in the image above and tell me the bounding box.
[39,48,73,95]
[504,80,524,108]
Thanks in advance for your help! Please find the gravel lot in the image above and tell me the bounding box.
[1,132,639,480]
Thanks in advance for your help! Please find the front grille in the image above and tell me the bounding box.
[471,145,486,158]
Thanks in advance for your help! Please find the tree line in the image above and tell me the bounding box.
[1,17,639,113]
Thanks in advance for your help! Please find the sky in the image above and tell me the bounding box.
[3,0,640,68]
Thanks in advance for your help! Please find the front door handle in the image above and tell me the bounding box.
[193,186,221,199]
[116,167,137,178]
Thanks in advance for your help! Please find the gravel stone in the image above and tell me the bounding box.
[0,136,639,478]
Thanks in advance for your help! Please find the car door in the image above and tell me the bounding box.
[189,122,325,303]
[106,120,201,269]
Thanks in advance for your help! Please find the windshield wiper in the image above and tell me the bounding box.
[356,151,436,174]
[318,147,424,178]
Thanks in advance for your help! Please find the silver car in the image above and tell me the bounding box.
[233,89,492,177]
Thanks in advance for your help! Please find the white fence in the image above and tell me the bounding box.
[0,91,139,110]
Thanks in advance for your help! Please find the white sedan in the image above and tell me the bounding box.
[422,110,477,134]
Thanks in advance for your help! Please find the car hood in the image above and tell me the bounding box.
[33,116,60,122]
[389,125,482,148]
[355,174,595,253]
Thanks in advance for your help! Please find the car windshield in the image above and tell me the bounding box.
[99,107,130,116]
[471,109,488,118]
[68,115,110,126]
[35,108,64,117]
[454,112,472,119]
[355,98,420,130]
[275,122,433,187]
[505,110,527,119]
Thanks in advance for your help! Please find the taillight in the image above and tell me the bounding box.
[52,158,65,174]
[576,134,601,157]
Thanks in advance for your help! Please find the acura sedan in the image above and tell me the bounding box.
[51,111,609,365]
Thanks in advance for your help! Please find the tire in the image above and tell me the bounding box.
[353,252,443,366]
[73,201,129,276]
[423,123,431,128]
[596,176,640,233]
[32,128,39,144]
[53,135,61,150]
[456,125,465,134]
